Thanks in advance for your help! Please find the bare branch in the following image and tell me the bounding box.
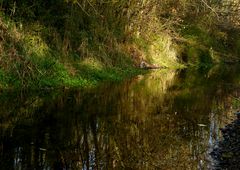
[75,1,90,16]
[201,0,219,19]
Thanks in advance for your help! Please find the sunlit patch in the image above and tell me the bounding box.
[80,57,105,70]
[23,34,50,58]
[149,34,179,68]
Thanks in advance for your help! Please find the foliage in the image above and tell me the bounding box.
[0,0,240,88]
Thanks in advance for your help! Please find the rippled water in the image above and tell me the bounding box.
[1,65,240,170]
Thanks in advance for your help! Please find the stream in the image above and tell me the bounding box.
[1,65,240,170]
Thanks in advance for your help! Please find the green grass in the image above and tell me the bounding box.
[0,53,145,89]
[179,24,238,66]
[0,12,148,90]
[3,10,236,90]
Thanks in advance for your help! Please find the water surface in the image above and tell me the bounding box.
[1,65,240,170]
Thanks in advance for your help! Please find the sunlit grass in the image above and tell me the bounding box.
[132,33,183,69]
[0,13,145,89]
[149,34,180,68]
[23,34,50,57]
[0,9,183,90]
[80,57,105,70]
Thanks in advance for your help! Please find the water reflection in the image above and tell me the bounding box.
[1,65,240,169]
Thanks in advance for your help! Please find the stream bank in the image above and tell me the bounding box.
[211,112,240,169]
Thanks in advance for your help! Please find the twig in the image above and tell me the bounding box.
[75,1,90,16]
[85,0,98,15]
[201,0,219,19]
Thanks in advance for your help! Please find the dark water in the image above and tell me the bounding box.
[1,65,240,170]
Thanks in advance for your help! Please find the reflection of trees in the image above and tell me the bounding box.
[1,66,240,169]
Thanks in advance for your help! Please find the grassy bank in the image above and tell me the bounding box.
[177,23,240,68]
[0,10,182,89]
[0,13,142,89]
[1,0,240,89]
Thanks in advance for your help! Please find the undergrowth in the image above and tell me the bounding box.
[180,24,240,66]
[0,12,147,89]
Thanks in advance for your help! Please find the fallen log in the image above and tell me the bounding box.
[139,61,166,70]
